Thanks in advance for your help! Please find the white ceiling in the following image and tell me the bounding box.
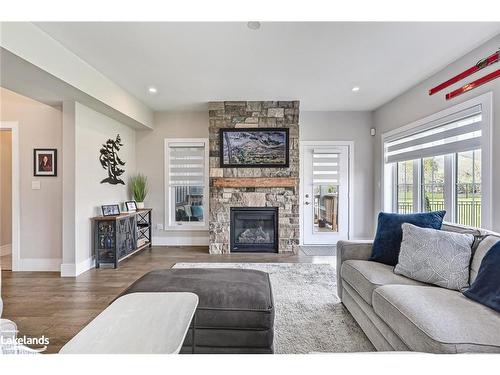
[35,22,500,111]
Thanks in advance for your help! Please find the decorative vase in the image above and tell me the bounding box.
[136,201,145,209]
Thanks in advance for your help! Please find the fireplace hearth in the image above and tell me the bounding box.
[230,207,279,253]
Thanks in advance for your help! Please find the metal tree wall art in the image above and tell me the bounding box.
[99,134,126,185]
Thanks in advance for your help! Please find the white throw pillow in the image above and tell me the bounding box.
[394,223,474,291]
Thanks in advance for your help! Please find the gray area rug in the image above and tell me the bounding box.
[173,262,374,354]
[300,246,337,256]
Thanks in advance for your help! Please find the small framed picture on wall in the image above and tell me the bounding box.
[34,148,57,177]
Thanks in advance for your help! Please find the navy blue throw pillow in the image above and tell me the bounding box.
[463,241,500,313]
[370,211,446,266]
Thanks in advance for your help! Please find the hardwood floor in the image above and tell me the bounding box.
[0,246,335,354]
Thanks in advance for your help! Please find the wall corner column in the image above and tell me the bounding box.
[61,100,77,277]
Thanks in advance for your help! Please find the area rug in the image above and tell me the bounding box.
[173,262,374,354]
[300,246,336,256]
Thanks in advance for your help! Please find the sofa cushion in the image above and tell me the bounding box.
[463,241,500,313]
[370,211,446,266]
[372,285,500,353]
[470,235,500,284]
[341,260,427,306]
[394,223,473,291]
[342,282,409,351]
[441,222,482,236]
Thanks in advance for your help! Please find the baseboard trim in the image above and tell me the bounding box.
[18,258,61,272]
[153,235,209,246]
[60,257,95,277]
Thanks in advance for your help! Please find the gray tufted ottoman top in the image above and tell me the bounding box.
[118,268,274,330]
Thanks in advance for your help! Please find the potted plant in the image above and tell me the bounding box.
[130,174,148,209]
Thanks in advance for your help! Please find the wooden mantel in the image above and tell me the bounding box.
[212,177,298,188]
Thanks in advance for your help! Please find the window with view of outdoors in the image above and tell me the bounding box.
[395,150,481,227]
[422,155,445,213]
[397,160,414,214]
[165,139,208,229]
[456,149,481,227]
[388,97,489,228]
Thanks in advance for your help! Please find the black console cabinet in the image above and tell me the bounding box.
[92,209,152,268]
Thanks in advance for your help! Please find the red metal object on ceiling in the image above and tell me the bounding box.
[445,69,500,100]
[429,50,499,96]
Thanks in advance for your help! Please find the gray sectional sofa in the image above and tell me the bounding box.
[337,222,500,353]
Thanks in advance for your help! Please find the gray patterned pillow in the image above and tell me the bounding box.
[394,223,474,291]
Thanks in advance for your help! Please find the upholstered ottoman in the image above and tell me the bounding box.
[119,268,275,354]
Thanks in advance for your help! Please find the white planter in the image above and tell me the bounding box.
[136,201,145,209]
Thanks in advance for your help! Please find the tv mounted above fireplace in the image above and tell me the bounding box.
[220,128,289,168]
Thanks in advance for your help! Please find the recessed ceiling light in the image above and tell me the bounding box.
[148,86,158,95]
[352,86,360,92]
[247,21,261,30]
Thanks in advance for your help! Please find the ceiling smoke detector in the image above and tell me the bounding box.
[247,22,261,30]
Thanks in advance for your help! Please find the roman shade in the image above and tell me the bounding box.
[384,105,482,164]
[312,149,339,184]
[168,143,205,186]
[168,143,206,186]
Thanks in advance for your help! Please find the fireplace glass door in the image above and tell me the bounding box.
[230,207,278,253]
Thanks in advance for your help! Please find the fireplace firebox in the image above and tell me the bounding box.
[230,207,279,253]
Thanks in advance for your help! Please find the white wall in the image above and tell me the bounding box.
[300,111,375,239]
[0,22,154,129]
[136,111,209,245]
[74,102,136,267]
[0,87,62,270]
[373,34,500,232]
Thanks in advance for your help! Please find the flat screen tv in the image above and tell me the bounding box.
[219,128,289,168]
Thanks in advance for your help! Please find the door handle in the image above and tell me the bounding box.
[304,202,310,205]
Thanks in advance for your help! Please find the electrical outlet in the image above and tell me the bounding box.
[156,223,164,230]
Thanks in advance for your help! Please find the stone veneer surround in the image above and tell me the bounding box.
[208,101,300,254]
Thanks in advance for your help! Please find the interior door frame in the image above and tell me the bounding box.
[0,121,20,271]
[299,141,354,246]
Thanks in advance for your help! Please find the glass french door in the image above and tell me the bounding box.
[302,145,349,245]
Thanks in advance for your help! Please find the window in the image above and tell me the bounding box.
[394,151,482,226]
[396,160,415,213]
[384,93,491,228]
[421,155,445,213]
[165,138,209,230]
[456,149,481,227]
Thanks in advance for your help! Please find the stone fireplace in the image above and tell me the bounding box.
[208,101,300,254]
[230,207,279,253]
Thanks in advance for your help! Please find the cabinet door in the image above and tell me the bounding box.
[116,218,127,258]
[96,220,116,263]
[125,216,136,253]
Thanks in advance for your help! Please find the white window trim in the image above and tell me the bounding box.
[381,92,492,229]
[164,138,209,231]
